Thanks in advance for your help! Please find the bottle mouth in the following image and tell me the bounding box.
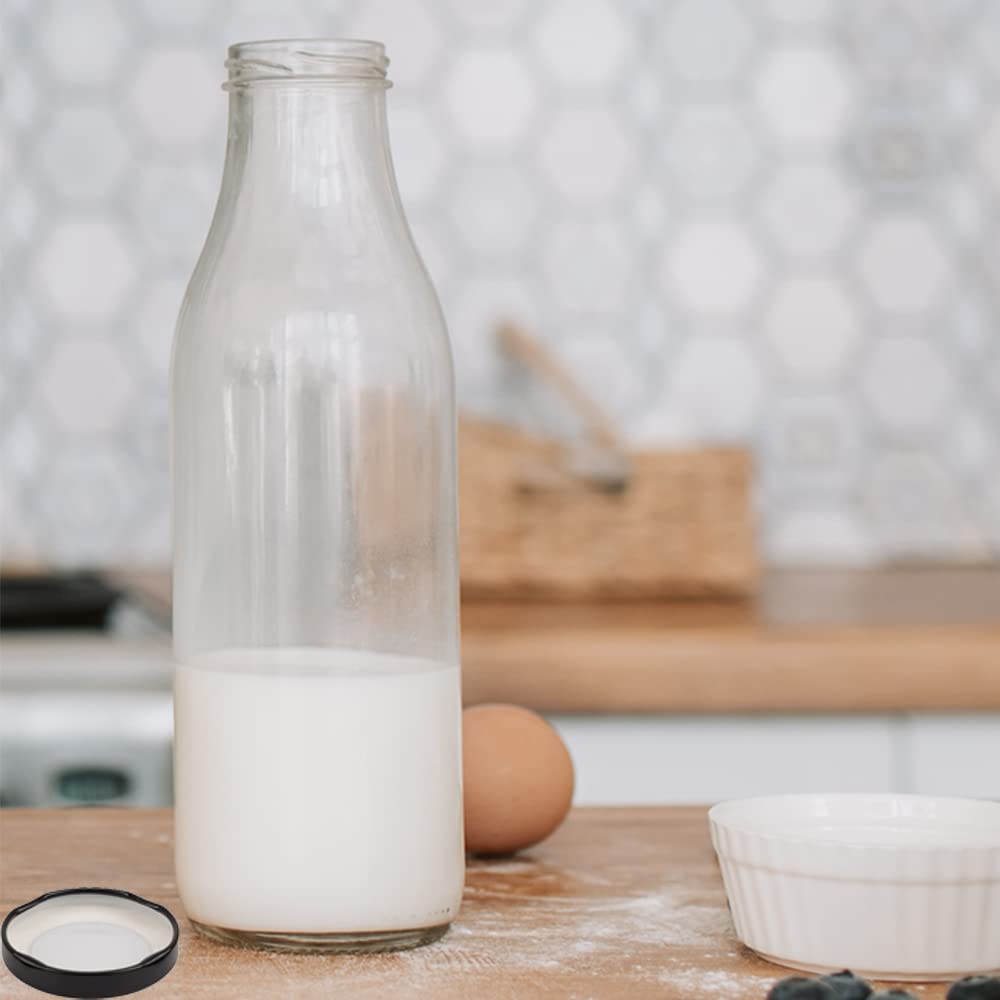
[225,38,390,89]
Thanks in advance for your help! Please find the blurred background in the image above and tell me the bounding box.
[1,0,999,809]
[4,0,1000,566]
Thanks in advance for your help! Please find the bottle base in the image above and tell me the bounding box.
[189,919,451,954]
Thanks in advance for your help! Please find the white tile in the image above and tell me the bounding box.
[548,715,895,806]
[759,164,860,259]
[128,164,217,263]
[37,107,131,204]
[985,475,1000,552]
[447,164,538,259]
[628,181,669,243]
[845,1,939,85]
[633,298,672,358]
[35,448,144,566]
[408,214,456,293]
[764,393,860,496]
[909,0,981,29]
[848,106,944,186]
[538,108,634,204]
[0,484,39,564]
[130,47,222,148]
[659,0,755,86]
[766,506,876,567]
[864,452,991,560]
[135,274,187,381]
[444,50,537,151]
[628,400,707,450]
[942,178,993,245]
[39,0,128,87]
[981,231,1000,309]
[665,337,763,441]
[907,715,1000,799]
[856,216,954,314]
[2,176,42,250]
[971,1,1000,77]
[129,505,172,565]
[762,276,862,382]
[33,221,136,323]
[944,405,997,482]
[38,339,134,435]
[2,294,43,378]
[6,0,1000,569]
[944,67,988,138]
[3,58,40,131]
[754,45,852,145]
[534,0,634,89]
[138,0,215,27]
[861,336,958,435]
[661,221,764,319]
[765,0,836,24]
[976,109,1000,197]
[981,353,1000,417]
[949,286,995,359]
[446,275,539,413]
[542,220,637,315]
[388,103,446,206]
[348,0,443,89]
[0,412,46,486]
[442,0,532,32]
[560,332,649,426]
[625,67,662,126]
[3,0,39,16]
[122,399,169,490]
[219,2,317,48]
[661,106,762,201]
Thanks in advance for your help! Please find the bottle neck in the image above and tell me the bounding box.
[221,84,400,215]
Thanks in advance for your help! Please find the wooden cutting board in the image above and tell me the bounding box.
[0,807,950,999]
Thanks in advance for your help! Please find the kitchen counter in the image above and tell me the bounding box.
[462,567,1000,713]
[0,808,951,999]
[107,566,1000,713]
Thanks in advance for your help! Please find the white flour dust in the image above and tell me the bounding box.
[659,966,778,997]
[433,878,739,978]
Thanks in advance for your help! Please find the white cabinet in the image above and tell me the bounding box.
[550,713,1000,805]
[549,715,900,805]
[905,714,1000,799]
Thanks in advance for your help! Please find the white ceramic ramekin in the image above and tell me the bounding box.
[709,794,1000,981]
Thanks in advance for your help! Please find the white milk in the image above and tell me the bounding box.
[173,648,464,934]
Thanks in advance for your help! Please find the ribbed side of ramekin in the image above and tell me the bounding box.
[711,819,1000,980]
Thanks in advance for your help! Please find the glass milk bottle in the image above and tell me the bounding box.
[170,39,463,953]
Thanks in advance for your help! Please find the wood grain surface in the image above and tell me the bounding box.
[0,808,951,999]
[461,568,1000,713]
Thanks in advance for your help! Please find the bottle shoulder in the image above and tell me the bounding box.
[177,238,448,345]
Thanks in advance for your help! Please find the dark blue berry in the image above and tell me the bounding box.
[768,977,838,1000]
[820,970,873,1000]
[947,976,1000,1000]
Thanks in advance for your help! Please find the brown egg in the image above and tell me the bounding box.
[462,703,575,856]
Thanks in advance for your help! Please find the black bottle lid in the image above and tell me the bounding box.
[2,888,179,998]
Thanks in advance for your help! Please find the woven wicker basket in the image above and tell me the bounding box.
[459,417,758,600]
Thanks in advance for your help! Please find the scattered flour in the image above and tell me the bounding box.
[422,876,744,991]
[191,857,779,996]
[661,967,778,998]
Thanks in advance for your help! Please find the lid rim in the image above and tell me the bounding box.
[1,887,179,998]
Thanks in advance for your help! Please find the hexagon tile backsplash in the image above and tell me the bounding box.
[2,0,999,568]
